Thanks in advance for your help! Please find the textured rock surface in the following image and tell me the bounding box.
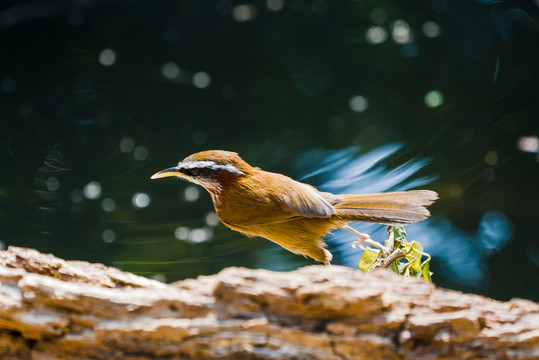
[0,246,537,359]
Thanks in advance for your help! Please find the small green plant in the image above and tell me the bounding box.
[357,226,433,281]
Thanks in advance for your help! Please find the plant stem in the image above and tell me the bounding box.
[369,248,407,271]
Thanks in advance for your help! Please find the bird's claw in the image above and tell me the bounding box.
[342,225,389,251]
[351,240,366,250]
[353,237,388,251]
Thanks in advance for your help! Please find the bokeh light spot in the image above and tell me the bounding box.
[192,72,211,88]
[267,0,284,11]
[349,95,369,113]
[184,186,200,202]
[424,90,444,108]
[98,49,116,66]
[46,177,60,191]
[162,62,180,79]
[484,151,498,166]
[119,137,135,153]
[83,181,102,199]
[400,43,420,58]
[101,198,116,212]
[392,20,412,44]
[422,21,441,38]
[189,228,213,243]
[517,136,539,153]
[205,212,220,227]
[233,4,257,22]
[134,146,149,161]
[102,229,116,243]
[366,26,388,44]
[132,192,151,208]
[175,226,190,240]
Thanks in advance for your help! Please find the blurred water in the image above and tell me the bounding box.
[0,0,537,301]
[295,146,513,286]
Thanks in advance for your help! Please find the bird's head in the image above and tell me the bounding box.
[150,150,253,191]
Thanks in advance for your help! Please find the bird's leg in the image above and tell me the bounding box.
[343,225,388,251]
[384,226,395,257]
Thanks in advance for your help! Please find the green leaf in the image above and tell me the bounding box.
[355,225,434,282]
[420,257,432,282]
[396,260,408,274]
[358,247,380,271]
[407,241,423,274]
[400,262,412,277]
[394,226,407,241]
[400,241,411,253]
[388,261,399,274]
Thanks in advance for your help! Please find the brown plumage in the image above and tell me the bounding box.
[151,150,438,264]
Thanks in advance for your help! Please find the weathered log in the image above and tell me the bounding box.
[0,246,537,359]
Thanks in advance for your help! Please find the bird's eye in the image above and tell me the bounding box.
[179,165,217,177]
[179,168,197,176]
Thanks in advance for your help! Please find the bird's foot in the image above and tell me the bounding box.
[352,237,387,250]
[344,225,388,251]
[351,240,366,250]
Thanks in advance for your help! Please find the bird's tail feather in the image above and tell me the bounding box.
[334,190,438,226]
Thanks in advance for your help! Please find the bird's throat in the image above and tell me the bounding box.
[208,187,224,209]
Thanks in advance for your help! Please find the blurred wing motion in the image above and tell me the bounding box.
[333,190,438,226]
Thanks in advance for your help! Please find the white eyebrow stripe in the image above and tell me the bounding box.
[178,160,245,175]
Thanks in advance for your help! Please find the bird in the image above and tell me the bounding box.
[151,150,438,265]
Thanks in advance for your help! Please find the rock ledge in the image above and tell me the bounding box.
[0,246,537,359]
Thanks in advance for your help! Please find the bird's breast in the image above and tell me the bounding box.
[209,174,292,229]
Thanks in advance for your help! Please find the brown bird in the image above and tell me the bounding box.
[151,150,437,265]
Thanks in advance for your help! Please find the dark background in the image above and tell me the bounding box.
[0,0,537,301]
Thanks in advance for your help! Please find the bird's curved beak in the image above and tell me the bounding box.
[150,166,182,180]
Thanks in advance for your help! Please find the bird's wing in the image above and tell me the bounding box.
[276,182,336,218]
[319,192,345,205]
